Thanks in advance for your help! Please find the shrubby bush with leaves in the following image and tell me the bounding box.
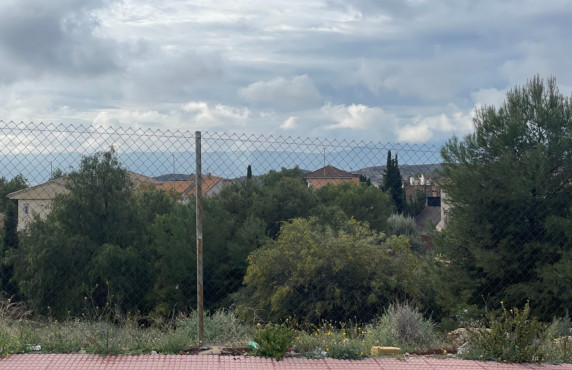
[252,323,294,361]
[465,301,547,363]
[364,302,439,351]
[237,217,420,323]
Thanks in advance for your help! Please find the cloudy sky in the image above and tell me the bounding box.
[1,0,571,145]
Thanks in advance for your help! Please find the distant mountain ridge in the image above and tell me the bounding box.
[154,173,191,182]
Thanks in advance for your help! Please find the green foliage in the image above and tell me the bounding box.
[174,309,252,347]
[328,340,364,359]
[53,150,140,247]
[466,301,547,363]
[359,174,371,186]
[11,150,166,318]
[2,201,18,251]
[238,217,420,323]
[382,151,405,214]
[0,175,27,298]
[383,302,437,349]
[13,222,95,317]
[405,188,426,217]
[260,166,306,188]
[365,302,438,350]
[1,201,19,296]
[436,76,572,319]
[150,197,259,314]
[252,323,294,361]
[0,309,251,356]
[314,182,393,232]
[386,214,422,253]
[49,168,66,180]
[0,175,28,211]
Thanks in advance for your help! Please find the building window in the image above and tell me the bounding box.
[23,203,29,215]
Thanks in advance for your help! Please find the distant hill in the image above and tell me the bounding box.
[154,173,190,182]
[355,163,442,185]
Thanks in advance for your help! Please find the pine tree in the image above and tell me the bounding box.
[247,165,252,179]
[435,76,572,319]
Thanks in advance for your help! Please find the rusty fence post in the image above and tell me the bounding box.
[195,131,204,346]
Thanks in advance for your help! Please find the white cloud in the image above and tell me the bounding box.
[397,111,472,143]
[321,102,389,130]
[182,101,250,129]
[280,116,298,130]
[471,88,506,108]
[239,75,322,110]
[3,0,572,147]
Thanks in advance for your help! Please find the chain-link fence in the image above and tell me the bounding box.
[0,120,570,327]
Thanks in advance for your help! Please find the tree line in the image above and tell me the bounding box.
[0,76,570,324]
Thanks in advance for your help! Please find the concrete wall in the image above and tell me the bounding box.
[17,199,54,231]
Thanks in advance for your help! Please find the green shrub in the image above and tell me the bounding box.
[239,217,420,323]
[173,309,251,347]
[375,302,437,350]
[466,301,546,363]
[253,324,294,361]
[328,341,365,360]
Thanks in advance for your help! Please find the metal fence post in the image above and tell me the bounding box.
[195,131,204,346]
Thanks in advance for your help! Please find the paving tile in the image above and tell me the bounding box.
[0,354,571,370]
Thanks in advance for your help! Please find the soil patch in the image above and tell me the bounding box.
[221,347,251,356]
[180,347,251,356]
[409,348,457,355]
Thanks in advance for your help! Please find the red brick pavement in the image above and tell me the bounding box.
[0,354,571,370]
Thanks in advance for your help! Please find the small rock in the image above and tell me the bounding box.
[150,350,158,355]
[79,349,87,354]
[456,342,469,356]
[448,328,470,348]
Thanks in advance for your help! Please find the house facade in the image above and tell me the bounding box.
[305,165,360,189]
[7,177,69,231]
[7,172,160,231]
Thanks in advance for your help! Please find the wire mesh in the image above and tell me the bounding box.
[0,120,569,327]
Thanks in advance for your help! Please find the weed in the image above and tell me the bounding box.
[364,302,439,351]
[328,340,365,360]
[465,301,546,363]
[252,324,294,361]
[175,309,252,347]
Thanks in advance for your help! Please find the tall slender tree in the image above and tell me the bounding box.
[383,150,405,213]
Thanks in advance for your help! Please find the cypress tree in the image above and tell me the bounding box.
[383,150,405,213]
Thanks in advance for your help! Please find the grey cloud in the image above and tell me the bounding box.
[239,75,322,111]
[0,0,123,81]
[124,51,226,103]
